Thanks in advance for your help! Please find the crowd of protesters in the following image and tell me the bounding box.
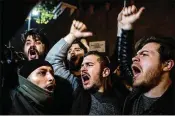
[1,4,175,115]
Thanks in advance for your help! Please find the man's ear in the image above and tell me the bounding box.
[102,67,110,78]
[163,60,174,71]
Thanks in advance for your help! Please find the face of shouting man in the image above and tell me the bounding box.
[67,43,85,71]
[81,54,110,92]
[24,35,46,61]
[27,65,56,92]
[131,42,164,89]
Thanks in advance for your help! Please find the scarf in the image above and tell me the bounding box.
[17,75,54,112]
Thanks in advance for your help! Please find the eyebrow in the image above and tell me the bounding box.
[137,50,149,54]
[74,48,81,50]
[82,62,94,65]
[26,39,31,42]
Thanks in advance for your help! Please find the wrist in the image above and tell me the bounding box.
[64,33,76,44]
[69,32,76,39]
[122,24,133,30]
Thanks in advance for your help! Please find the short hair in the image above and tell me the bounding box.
[84,51,110,67]
[72,40,88,54]
[135,36,175,79]
[21,28,50,52]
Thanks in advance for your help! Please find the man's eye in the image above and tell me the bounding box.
[25,42,30,45]
[68,50,71,53]
[38,71,46,76]
[75,49,80,51]
[87,63,93,67]
[141,53,148,56]
[36,41,42,45]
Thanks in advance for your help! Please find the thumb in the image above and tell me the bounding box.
[79,32,93,38]
[136,7,145,18]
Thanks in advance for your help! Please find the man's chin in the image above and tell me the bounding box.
[83,85,90,90]
[28,55,39,60]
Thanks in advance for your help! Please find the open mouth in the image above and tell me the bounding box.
[81,74,90,85]
[45,84,55,92]
[132,64,141,80]
[70,55,77,61]
[28,48,38,60]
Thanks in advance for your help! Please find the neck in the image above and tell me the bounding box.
[144,73,171,98]
[98,86,104,93]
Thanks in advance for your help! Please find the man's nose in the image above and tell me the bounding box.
[70,50,75,54]
[81,65,87,72]
[47,73,54,82]
[30,41,36,47]
[132,55,140,63]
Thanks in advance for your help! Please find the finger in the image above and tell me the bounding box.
[81,32,93,38]
[72,20,76,25]
[75,21,80,28]
[127,6,132,15]
[123,7,127,16]
[80,24,87,31]
[72,20,76,28]
[131,5,137,14]
[77,22,83,30]
[136,7,145,18]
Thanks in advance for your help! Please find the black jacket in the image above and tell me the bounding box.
[116,29,134,85]
[71,86,122,115]
[123,85,175,114]
[118,29,175,114]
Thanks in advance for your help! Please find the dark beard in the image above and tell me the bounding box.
[68,56,83,71]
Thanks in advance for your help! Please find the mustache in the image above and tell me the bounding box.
[28,46,39,55]
[81,72,90,77]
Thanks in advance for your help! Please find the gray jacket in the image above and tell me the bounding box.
[45,38,78,90]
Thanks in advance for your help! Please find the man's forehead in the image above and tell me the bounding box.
[83,55,99,62]
[71,43,81,48]
[26,35,41,41]
[137,42,160,53]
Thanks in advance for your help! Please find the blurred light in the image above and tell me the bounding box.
[31,8,40,16]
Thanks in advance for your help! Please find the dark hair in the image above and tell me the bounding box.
[84,51,110,67]
[72,40,88,54]
[135,36,175,79]
[21,28,50,53]
[84,51,112,91]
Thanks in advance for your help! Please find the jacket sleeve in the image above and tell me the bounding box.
[45,38,78,90]
[117,29,134,85]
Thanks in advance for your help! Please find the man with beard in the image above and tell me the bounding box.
[2,59,56,114]
[46,20,122,114]
[122,36,175,115]
[22,28,49,61]
[2,28,50,110]
[45,20,93,114]
[71,51,122,114]
[116,5,175,114]
[45,20,92,90]
[66,40,88,77]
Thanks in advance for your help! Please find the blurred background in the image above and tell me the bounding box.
[1,0,175,57]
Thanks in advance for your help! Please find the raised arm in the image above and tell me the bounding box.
[45,20,92,90]
[117,5,145,84]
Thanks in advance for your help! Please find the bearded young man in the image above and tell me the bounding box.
[45,20,92,90]
[22,28,49,61]
[70,51,122,115]
[116,5,175,115]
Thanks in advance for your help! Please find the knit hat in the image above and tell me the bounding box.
[20,59,53,78]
